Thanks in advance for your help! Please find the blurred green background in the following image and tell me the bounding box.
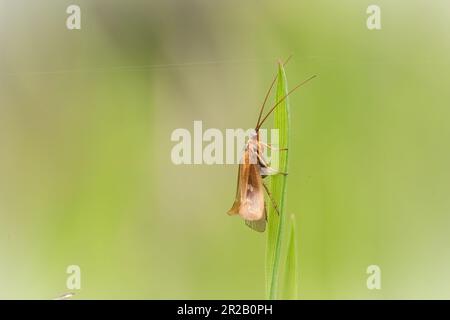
[1,0,450,299]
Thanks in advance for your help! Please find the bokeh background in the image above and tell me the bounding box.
[1,0,450,299]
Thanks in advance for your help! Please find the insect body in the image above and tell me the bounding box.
[227,130,268,231]
[227,59,315,232]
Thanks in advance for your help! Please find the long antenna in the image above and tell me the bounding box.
[256,74,316,130]
[255,54,293,129]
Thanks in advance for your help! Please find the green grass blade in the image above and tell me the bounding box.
[280,214,298,299]
[265,61,290,299]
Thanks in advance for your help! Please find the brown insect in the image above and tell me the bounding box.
[227,58,316,232]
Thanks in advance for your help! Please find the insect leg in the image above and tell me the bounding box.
[257,153,288,176]
[256,152,270,167]
[262,182,280,215]
[261,166,288,176]
[259,141,288,151]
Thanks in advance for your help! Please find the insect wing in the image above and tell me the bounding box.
[245,206,266,232]
[227,163,243,216]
